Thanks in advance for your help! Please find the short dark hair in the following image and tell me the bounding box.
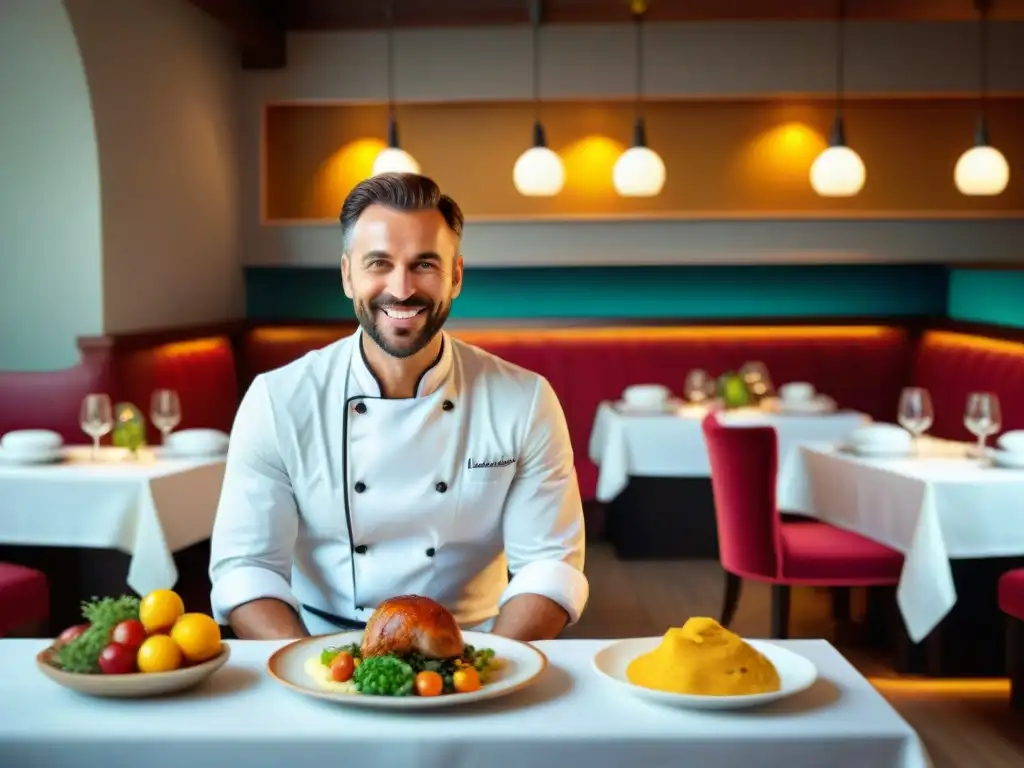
[339,173,464,255]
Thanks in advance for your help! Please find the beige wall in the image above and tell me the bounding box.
[241,24,1024,268]
[66,0,243,335]
[0,0,103,371]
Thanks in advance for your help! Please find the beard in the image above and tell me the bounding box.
[355,292,451,359]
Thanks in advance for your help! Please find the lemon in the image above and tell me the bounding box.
[140,589,185,634]
[137,635,183,673]
[170,613,222,664]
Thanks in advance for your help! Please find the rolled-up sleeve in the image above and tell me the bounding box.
[208,375,300,625]
[499,376,589,625]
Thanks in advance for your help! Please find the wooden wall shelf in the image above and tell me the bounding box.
[261,98,1024,223]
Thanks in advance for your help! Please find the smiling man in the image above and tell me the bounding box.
[208,172,588,642]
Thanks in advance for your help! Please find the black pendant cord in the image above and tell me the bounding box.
[385,0,398,148]
[631,2,647,147]
[975,0,991,145]
[529,0,546,147]
[829,0,847,146]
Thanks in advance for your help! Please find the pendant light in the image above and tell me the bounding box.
[955,0,1009,196]
[513,0,564,196]
[372,0,420,176]
[810,0,865,197]
[613,0,665,197]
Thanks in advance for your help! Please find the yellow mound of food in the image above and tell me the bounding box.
[626,617,781,696]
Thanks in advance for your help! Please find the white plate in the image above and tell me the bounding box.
[0,448,63,465]
[592,636,818,711]
[774,396,836,415]
[991,450,1024,469]
[158,446,227,459]
[267,630,548,709]
[616,398,683,415]
[841,443,912,458]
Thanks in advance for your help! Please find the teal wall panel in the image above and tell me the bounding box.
[947,269,1024,329]
[245,264,950,322]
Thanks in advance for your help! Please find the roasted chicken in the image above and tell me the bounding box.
[360,595,465,659]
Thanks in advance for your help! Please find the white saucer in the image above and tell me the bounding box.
[0,448,63,465]
[616,398,683,415]
[774,396,836,415]
[990,450,1024,469]
[841,443,912,458]
[592,636,819,711]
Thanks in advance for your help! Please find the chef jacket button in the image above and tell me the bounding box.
[354,481,366,493]
[435,481,447,493]
[354,545,368,554]
[442,400,454,411]
[425,547,436,557]
[354,402,367,414]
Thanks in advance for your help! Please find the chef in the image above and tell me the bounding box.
[208,172,588,642]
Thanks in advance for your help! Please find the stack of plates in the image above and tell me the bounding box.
[0,429,64,465]
[843,424,912,457]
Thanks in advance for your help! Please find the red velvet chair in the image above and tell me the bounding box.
[701,412,904,638]
[0,562,49,637]
[998,568,1024,709]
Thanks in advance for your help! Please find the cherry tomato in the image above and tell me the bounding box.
[415,670,443,697]
[329,651,354,682]
[98,642,136,674]
[110,619,146,650]
[452,666,481,693]
[56,623,89,647]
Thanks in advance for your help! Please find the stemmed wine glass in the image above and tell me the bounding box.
[684,369,714,403]
[964,392,1001,460]
[897,387,934,456]
[80,393,113,460]
[150,389,182,445]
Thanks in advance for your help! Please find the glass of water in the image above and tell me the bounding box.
[80,393,113,460]
[898,387,934,455]
[964,391,1001,459]
[150,389,182,444]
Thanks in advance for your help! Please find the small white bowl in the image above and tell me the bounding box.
[164,429,229,456]
[779,382,816,404]
[1,429,63,453]
[997,431,1024,454]
[622,384,671,408]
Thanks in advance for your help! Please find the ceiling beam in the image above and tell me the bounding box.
[185,0,286,69]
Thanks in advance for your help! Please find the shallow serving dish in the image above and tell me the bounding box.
[592,636,818,711]
[36,643,231,698]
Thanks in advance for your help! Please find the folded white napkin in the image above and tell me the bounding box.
[0,429,63,455]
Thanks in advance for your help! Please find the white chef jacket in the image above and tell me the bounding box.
[208,328,588,634]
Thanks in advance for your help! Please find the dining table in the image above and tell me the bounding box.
[0,637,931,768]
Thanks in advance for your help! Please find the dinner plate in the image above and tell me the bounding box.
[267,630,548,709]
[592,637,818,710]
[990,449,1024,469]
[0,448,64,465]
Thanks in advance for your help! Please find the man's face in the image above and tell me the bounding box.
[341,204,463,358]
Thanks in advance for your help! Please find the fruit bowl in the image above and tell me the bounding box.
[36,643,231,698]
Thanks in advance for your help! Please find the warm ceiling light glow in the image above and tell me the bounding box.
[372,146,420,176]
[955,125,1009,196]
[810,116,865,197]
[513,124,565,198]
[613,145,666,197]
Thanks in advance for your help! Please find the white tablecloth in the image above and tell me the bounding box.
[0,638,930,768]
[0,446,225,595]
[778,438,1024,643]
[588,401,869,502]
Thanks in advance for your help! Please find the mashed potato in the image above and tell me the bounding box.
[626,617,781,696]
[304,654,359,694]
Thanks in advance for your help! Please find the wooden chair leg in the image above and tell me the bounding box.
[771,585,791,639]
[1008,616,1024,710]
[720,573,742,628]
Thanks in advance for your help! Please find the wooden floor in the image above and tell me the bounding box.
[567,543,1024,768]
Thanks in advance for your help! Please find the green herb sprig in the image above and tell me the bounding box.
[54,595,140,674]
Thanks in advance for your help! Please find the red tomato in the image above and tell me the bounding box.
[329,652,354,682]
[110,619,146,649]
[98,642,136,674]
[56,624,89,647]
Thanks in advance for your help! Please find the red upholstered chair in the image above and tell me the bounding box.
[998,568,1024,709]
[0,562,49,637]
[701,412,904,638]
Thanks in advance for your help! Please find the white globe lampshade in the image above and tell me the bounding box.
[955,144,1009,196]
[513,146,565,196]
[613,146,666,197]
[372,147,420,176]
[809,145,866,197]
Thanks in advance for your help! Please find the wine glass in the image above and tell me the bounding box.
[964,392,1001,459]
[897,387,934,455]
[740,360,775,402]
[150,389,182,444]
[80,393,113,460]
[684,369,713,403]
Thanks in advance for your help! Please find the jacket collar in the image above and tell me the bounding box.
[349,327,454,399]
